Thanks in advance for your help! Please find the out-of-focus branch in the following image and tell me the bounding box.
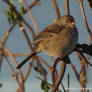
[80,52,92,66]
[77,52,87,92]
[51,61,66,92]
[67,73,70,92]
[22,19,36,38]
[4,56,15,73]
[18,23,33,51]
[4,55,24,91]
[24,57,34,81]
[64,0,70,15]
[3,0,37,39]
[0,23,15,68]
[0,52,31,57]
[77,0,92,40]
[3,46,24,92]
[37,56,52,72]
[4,56,24,92]
[52,0,61,19]
[51,58,60,86]
[36,57,47,81]
[23,0,40,33]
[61,83,66,92]
[24,0,40,14]
[74,44,92,66]
[70,62,86,91]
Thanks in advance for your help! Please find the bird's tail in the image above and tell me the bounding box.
[16,52,36,69]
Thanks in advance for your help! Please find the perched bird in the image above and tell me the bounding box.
[17,15,78,69]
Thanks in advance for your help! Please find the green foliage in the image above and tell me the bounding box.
[4,6,24,24]
[41,80,50,92]
[4,0,24,24]
[20,6,25,17]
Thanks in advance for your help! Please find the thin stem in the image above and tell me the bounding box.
[38,56,51,72]
[24,0,40,14]
[51,61,66,92]
[0,23,15,68]
[78,0,92,40]
[24,57,34,81]
[4,46,24,92]
[23,0,40,33]
[61,83,66,92]
[70,62,85,89]
[23,19,36,38]
[18,24,33,51]
[67,73,70,92]
[4,56,15,73]
[64,0,70,15]
[52,0,61,19]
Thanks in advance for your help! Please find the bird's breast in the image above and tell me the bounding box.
[38,27,78,57]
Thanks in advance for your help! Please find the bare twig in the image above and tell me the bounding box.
[75,49,92,66]
[36,57,47,81]
[3,46,24,92]
[24,57,34,81]
[0,52,30,57]
[70,62,86,91]
[37,56,51,72]
[24,0,40,14]
[23,0,40,33]
[23,19,36,38]
[67,73,70,92]
[51,61,66,92]
[52,0,61,19]
[52,58,60,86]
[4,56,15,73]
[64,0,70,15]
[0,23,15,68]
[78,0,92,40]
[61,83,66,92]
[18,23,33,50]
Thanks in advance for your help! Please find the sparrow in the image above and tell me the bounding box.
[17,15,78,69]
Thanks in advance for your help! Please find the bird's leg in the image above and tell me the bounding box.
[60,56,70,64]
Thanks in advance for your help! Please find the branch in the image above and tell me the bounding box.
[77,0,92,40]
[23,0,40,33]
[52,0,61,19]
[0,23,15,68]
[3,46,25,92]
[64,0,70,15]
[51,61,66,92]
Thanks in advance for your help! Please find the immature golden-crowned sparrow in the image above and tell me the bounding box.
[17,15,78,69]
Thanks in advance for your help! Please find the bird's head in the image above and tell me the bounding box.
[58,15,75,28]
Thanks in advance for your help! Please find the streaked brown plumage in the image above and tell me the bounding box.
[17,15,78,69]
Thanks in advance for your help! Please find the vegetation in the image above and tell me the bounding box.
[0,0,92,92]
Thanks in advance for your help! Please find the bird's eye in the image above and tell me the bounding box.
[70,20,73,22]
[66,21,70,23]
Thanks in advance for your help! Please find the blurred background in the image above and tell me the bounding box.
[0,0,92,92]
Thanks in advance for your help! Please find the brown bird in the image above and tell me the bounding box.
[17,15,78,69]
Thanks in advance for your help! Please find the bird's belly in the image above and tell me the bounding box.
[42,28,78,57]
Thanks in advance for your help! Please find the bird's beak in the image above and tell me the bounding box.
[71,22,75,25]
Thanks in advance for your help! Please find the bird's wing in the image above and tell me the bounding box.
[33,24,65,44]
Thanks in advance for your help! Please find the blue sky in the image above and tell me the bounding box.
[0,0,92,92]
